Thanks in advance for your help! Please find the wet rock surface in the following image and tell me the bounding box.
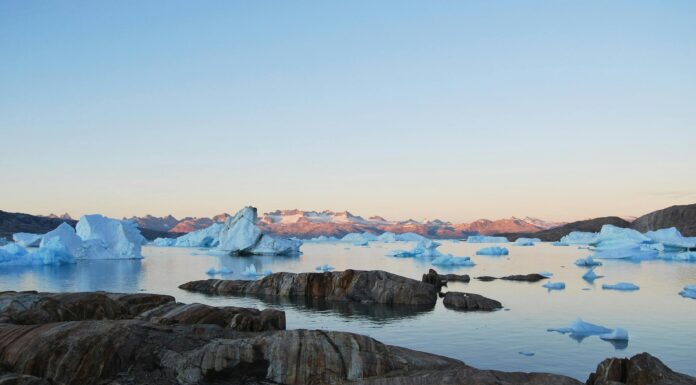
[180,269,438,306]
[442,291,503,311]
[586,353,696,385]
[476,274,548,282]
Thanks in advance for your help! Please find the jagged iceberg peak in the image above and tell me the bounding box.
[76,214,146,259]
[217,206,302,255]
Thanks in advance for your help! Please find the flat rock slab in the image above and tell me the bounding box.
[180,269,438,306]
[443,292,503,311]
[476,274,548,282]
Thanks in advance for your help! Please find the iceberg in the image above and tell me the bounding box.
[582,268,603,282]
[217,207,302,255]
[175,223,224,247]
[377,232,397,242]
[395,232,428,242]
[679,285,696,299]
[315,264,335,272]
[76,215,146,259]
[644,227,696,252]
[153,237,176,247]
[39,223,84,260]
[308,235,339,242]
[575,256,602,267]
[602,282,640,291]
[353,240,369,246]
[341,232,378,243]
[515,238,540,246]
[240,264,271,278]
[539,271,554,277]
[600,328,629,341]
[542,282,565,290]
[589,225,658,260]
[206,266,232,275]
[673,252,696,261]
[387,239,444,258]
[0,238,7,246]
[560,231,598,245]
[548,318,612,337]
[476,246,509,256]
[12,232,42,247]
[467,235,508,243]
[431,255,475,267]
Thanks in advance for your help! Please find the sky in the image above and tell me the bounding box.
[1,1,695,222]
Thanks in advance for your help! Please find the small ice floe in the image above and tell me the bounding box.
[560,231,598,246]
[205,266,232,275]
[515,238,540,246]
[548,318,629,348]
[582,268,603,282]
[539,271,554,278]
[600,328,629,341]
[431,255,475,267]
[476,246,509,256]
[552,241,569,246]
[602,282,640,291]
[387,239,444,258]
[542,282,566,290]
[678,285,696,299]
[518,351,535,356]
[315,264,335,272]
[575,256,602,267]
[467,235,509,243]
[353,240,369,246]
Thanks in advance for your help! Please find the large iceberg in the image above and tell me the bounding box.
[12,232,43,247]
[467,235,508,243]
[644,227,696,252]
[39,222,85,260]
[76,215,146,259]
[175,223,224,247]
[0,242,75,266]
[217,207,302,255]
[560,231,598,246]
[153,237,176,247]
[515,237,540,246]
[589,225,657,260]
[602,282,640,291]
[476,246,509,256]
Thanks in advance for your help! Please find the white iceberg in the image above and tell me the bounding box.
[394,232,428,242]
[377,232,397,242]
[12,232,43,247]
[431,255,475,267]
[672,252,696,261]
[476,246,509,256]
[600,328,629,341]
[679,284,696,299]
[217,207,302,255]
[560,231,598,245]
[575,256,602,267]
[315,264,335,272]
[39,223,84,260]
[206,266,232,275]
[644,227,696,252]
[76,215,146,259]
[542,282,565,290]
[307,235,339,242]
[153,237,176,247]
[387,239,444,258]
[467,235,509,243]
[548,318,612,336]
[175,223,224,247]
[341,232,378,243]
[582,268,603,282]
[515,237,540,246]
[602,282,640,291]
[353,240,369,246]
[590,225,658,260]
[539,271,554,277]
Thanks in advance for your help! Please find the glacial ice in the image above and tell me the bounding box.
[539,271,554,277]
[600,328,629,341]
[387,239,444,258]
[206,266,232,275]
[12,232,43,247]
[575,256,602,267]
[582,268,603,282]
[476,246,509,256]
[315,264,335,272]
[308,235,339,242]
[679,285,696,299]
[242,264,258,277]
[153,237,176,247]
[175,223,224,247]
[467,235,509,243]
[431,255,475,267]
[589,225,658,260]
[644,227,696,251]
[671,252,696,261]
[560,232,598,245]
[341,232,379,243]
[602,282,640,291]
[542,282,566,290]
[548,318,612,337]
[377,232,397,242]
[353,240,369,246]
[515,238,540,246]
[216,207,302,255]
[76,215,146,259]
[394,232,429,242]
[39,223,84,260]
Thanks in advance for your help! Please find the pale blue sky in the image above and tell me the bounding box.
[1,1,695,222]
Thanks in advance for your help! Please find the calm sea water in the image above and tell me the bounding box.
[1,241,695,380]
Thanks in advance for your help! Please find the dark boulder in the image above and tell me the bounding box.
[476,274,548,283]
[443,292,503,311]
[586,352,696,385]
[422,269,447,292]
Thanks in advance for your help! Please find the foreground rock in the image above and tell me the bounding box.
[476,273,549,282]
[180,269,438,306]
[421,269,470,290]
[442,291,503,311]
[586,352,696,385]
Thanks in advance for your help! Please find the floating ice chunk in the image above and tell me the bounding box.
[547,318,612,337]
[153,237,176,247]
[644,227,696,251]
[602,282,640,291]
[518,351,535,356]
[467,235,509,243]
[377,232,397,242]
[206,266,232,275]
[387,239,444,258]
[575,256,602,267]
[679,285,696,299]
[206,267,217,275]
[539,271,554,278]
[353,240,369,246]
[674,252,696,262]
[39,223,84,261]
[76,215,145,259]
[560,231,598,245]
[308,235,339,242]
[589,225,658,260]
[242,264,258,277]
[217,207,301,255]
[582,268,603,282]
[315,264,335,272]
[175,223,224,247]
[552,241,569,246]
[341,232,378,243]
[0,243,30,265]
[12,233,43,247]
[542,282,565,290]
[250,234,303,255]
[476,246,509,256]
[515,238,540,246]
[431,255,475,267]
[600,328,629,341]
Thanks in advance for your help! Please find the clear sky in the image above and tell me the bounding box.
[1,1,695,222]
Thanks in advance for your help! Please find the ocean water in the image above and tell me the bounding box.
[1,241,695,380]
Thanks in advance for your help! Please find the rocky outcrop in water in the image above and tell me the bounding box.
[137,302,285,331]
[631,204,696,237]
[586,352,696,385]
[180,270,438,306]
[442,292,503,311]
[476,274,548,283]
